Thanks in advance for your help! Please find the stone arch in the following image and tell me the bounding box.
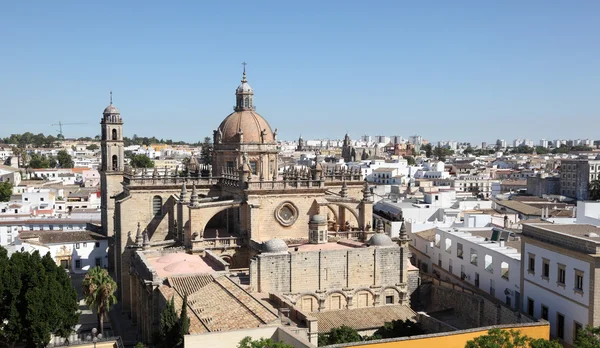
[327,203,360,230]
[201,204,241,238]
[324,290,348,311]
[352,287,376,308]
[296,292,320,312]
[380,286,402,305]
[188,202,242,239]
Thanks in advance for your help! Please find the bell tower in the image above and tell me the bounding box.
[100,92,124,242]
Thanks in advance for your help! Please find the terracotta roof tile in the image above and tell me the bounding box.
[312,305,416,333]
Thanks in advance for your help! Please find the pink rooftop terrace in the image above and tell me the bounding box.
[146,252,221,277]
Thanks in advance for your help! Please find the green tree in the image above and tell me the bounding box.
[82,266,118,335]
[200,136,213,165]
[422,143,433,158]
[129,154,155,168]
[318,325,362,346]
[0,181,12,202]
[237,336,294,348]
[158,297,179,348]
[574,325,600,347]
[134,343,146,348]
[465,328,561,348]
[179,294,190,344]
[86,144,99,151]
[370,319,424,340]
[56,150,74,168]
[463,146,474,155]
[404,156,416,166]
[589,179,600,200]
[0,248,79,347]
[28,153,52,168]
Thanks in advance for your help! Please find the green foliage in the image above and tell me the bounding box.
[422,143,433,158]
[82,266,117,335]
[434,145,454,162]
[237,336,294,348]
[370,320,424,340]
[123,134,191,147]
[318,325,362,346]
[465,328,561,348]
[0,181,12,202]
[157,297,179,348]
[156,295,190,348]
[86,144,99,151]
[200,136,213,165]
[589,180,600,200]
[179,294,190,340]
[573,325,600,348]
[134,343,146,348]
[1,132,57,148]
[0,247,79,347]
[56,150,74,168]
[534,146,549,154]
[463,146,475,155]
[128,154,155,168]
[28,153,53,168]
[404,156,416,166]
[511,145,534,154]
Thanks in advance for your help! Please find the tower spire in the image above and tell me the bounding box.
[241,62,247,82]
[110,90,113,105]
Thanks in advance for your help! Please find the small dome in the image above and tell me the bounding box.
[263,239,288,253]
[218,111,275,144]
[310,215,327,224]
[103,104,120,114]
[368,233,394,247]
[236,81,253,94]
[163,260,198,273]
[156,254,182,264]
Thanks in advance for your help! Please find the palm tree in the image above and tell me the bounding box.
[82,266,118,335]
[590,179,600,200]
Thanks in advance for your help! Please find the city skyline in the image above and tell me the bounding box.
[1,1,599,143]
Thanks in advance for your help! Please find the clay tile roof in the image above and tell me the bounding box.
[312,305,417,333]
[495,200,541,216]
[19,230,106,244]
[165,274,278,334]
[414,228,437,242]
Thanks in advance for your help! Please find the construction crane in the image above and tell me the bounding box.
[52,121,87,140]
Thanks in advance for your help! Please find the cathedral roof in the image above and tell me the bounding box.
[218,110,275,144]
[103,104,120,114]
[368,233,394,247]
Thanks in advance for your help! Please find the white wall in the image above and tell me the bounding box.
[522,242,590,344]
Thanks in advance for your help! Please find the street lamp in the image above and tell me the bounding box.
[90,328,102,348]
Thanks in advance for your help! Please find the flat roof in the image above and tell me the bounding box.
[524,223,600,242]
[145,252,221,278]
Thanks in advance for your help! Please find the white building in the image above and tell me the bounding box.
[520,223,600,345]
[13,230,108,274]
[0,215,99,246]
[411,223,522,307]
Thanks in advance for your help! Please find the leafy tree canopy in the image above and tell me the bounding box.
[200,136,213,165]
[56,150,74,168]
[237,336,294,348]
[0,181,12,202]
[0,247,79,347]
[86,144,99,151]
[574,325,600,348]
[465,328,561,348]
[82,266,117,335]
[404,156,416,166]
[318,325,362,346]
[370,320,424,340]
[128,154,155,168]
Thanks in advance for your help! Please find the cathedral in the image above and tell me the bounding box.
[99,69,415,343]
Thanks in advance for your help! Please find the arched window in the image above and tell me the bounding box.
[152,196,162,215]
[112,155,118,171]
[112,129,118,140]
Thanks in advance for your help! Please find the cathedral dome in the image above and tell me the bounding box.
[263,239,288,253]
[218,111,275,144]
[103,104,120,114]
[236,81,253,94]
[368,233,394,247]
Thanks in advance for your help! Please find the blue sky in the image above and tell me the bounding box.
[1,1,599,144]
